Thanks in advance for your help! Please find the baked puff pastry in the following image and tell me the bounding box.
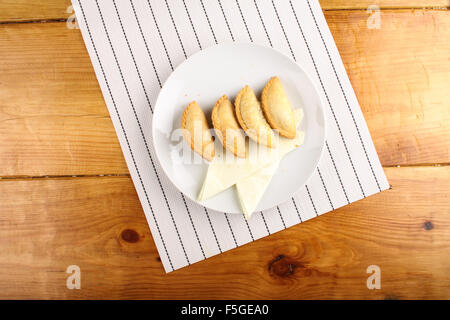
[181,101,215,161]
[261,76,296,139]
[235,85,276,148]
[212,95,247,158]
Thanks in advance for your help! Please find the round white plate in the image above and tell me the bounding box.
[152,43,326,214]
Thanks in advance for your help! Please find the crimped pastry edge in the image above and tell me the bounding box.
[234,86,250,133]
[212,94,246,158]
[181,101,215,161]
[261,76,296,139]
[235,85,276,148]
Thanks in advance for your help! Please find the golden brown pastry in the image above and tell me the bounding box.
[235,85,276,148]
[212,95,247,158]
[261,76,296,139]
[181,101,215,161]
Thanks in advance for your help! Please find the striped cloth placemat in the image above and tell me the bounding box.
[72,0,389,272]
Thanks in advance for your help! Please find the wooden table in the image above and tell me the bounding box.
[0,0,449,300]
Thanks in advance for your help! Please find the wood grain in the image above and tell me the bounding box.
[0,0,72,22]
[0,22,127,176]
[0,1,448,22]
[0,11,448,176]
[321,0,449,9]
[326,10,450,166]
[0,166,448,299]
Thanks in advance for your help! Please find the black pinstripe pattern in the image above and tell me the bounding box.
[235,0,253,42]
[272,0,334,212]
[146,0,174,69]
[271,0,295,60]
[130,0,206,258]
[276,207,287,229]
[289,0,366,198]
[78,0,174,270]
[217,0,235,41]
[204,207,222,253]
[130,0,161,88]
[164,0,224,254]
[192,0,240,249]
[224,1,271,233]
[305,185,318,216]
[291,197,302,222]
[200,0,218,44]
[182,0,202,50]
[243,215,255,241]
[114,1,153,112]
[181,194,206,259]
[164,0,187,59]
[234,0,300,230]
[260,211,271,234]
[253,0,316,223]
[225,214,238,247]
[253,0,272,47]
[306,0,381,192]
[98,0,190,265]
[317,167,334,210]
[326,141,349,204]
[219,1,282,237]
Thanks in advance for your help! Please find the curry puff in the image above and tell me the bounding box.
[212,95,247,158]
[235,85,276,148]
[181,101,215,161]
[261,76,296,139]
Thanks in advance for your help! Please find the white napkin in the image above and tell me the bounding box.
[72,0,389,272]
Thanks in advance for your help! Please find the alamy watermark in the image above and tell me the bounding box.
[367,5,381,29]
[66,265,81,289]
[66,5,79,29]
[366,265,381,289]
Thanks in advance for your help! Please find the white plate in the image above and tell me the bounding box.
[152,43,326,214]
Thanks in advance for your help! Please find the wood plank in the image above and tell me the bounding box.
[321,0,449,9]
[0,1,448,22]
[0,11,449,177]
[0,22,127,176]
[0,0,72,22]
[326,10,450,166]
[0,166,448,299]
